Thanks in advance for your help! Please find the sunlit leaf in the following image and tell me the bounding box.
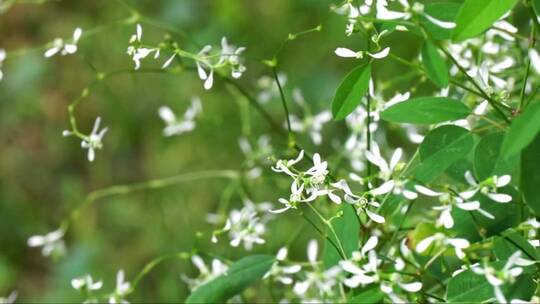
[521,133,540,216]
[323,204,359,267]
[332,63,371,120]
[452,0,518,41]
[493,229,540,261]
[409,125,473,183]
[185,255,275,303]
[502,102,540,158]
[421,42,449,88]
[381,97,469,124]
[420,2,461,40]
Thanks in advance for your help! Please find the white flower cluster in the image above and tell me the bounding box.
[44,27,82,58]
[158,97,202,137]
[238,135,272,179]
[289,89,332,146]
[71,270,130,304]
[271,150,385,223]
[212,200,273,250]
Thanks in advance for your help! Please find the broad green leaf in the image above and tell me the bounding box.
[533,0,540,15]
[420,2,461,40]
[381,97,470,124]
[452,0,517,41]
[447,261,535,303]
[474,132,519,181]
[323,204,359,267]
[349,286,385,303]
[409,125,473,183]
[421,42,449,88]
[502,102,540,158]
[494,229,540,261]
[185,255,275,303]
[332,63,371,120]
[521,132,540,215]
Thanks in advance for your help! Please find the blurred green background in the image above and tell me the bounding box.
[0,0,448,302]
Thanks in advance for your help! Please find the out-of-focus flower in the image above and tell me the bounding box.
[182,255,228,291]
[27,228,66,257]
[264,247,302,285]
[416,232,470,259]
[0,49,5,81]
[159,97,202,136]
[0,291,17,304]
[71,274,103,291]
[109,270,131,304]
[44,27,82,58]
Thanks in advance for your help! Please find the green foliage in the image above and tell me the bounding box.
[381,97,469,124]
[420,2,461,40]
[323,205,360,267]
[493,229,540,260]
[521,133,540,215]
[502,102,540,158]
[421,42,449,88]
[409,125,473,183]
[446,261,536,302]
[185,255,275,303]
[452,0,518,41]
[332,63,371,120]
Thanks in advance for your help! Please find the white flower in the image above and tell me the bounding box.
[415,184,494,229]
[264,247,302,285]
[0,48,5,81]
[529,48,540,75]
[289,89,332,145]
[195,45,214,90]
[158,97,202,136]
[109,270,131,304]
[472,251,534,303]
[126,24,158,70]
[0,291,17,304]
[44,27,82,58]
[220,205,266,250]
[27,228,66,257]
[340,236,380,288]
[415,233,470,259]
[293,240,342,298]
[460,171,512,203]
[335,47,390,59]
[218,37,246,79]
[182,255,228,291]
[71,274,103,291]
[80,117,108,162]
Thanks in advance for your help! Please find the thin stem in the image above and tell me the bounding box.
[306,203,348,260]
[62,170,239,232]
[299,211,345,260]
[272,66,293,136]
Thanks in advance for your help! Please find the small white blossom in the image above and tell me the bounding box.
[44,27,82,58]
[218,204,266,250]
[126,24,159,70]
[80,117,108,162]
[182,255,228,291]
[416,232,470,259]
[264,247,302,285]
[158,97,202,136]
[109,270,131,304]
[71,274,103,291]
[0,48,5,81]
[334,47,390,59]
[27,228,66,257]
[0,291,17,304]
[460,171,512,203]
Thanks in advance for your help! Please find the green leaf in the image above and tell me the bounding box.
[420,2,461,40]
[421,42,449,88]
[452,0,518,41]
[381,97,470,124]
[494,229,540,261]
[474,133,503,180]
[332,63,371,120]
[323,204,359,267]
[185,255,275,303]
[447,261,535,303]
[502,102,540,158]
[349,286,385,303]
[521,132,540,215]
[408,125,474,183]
